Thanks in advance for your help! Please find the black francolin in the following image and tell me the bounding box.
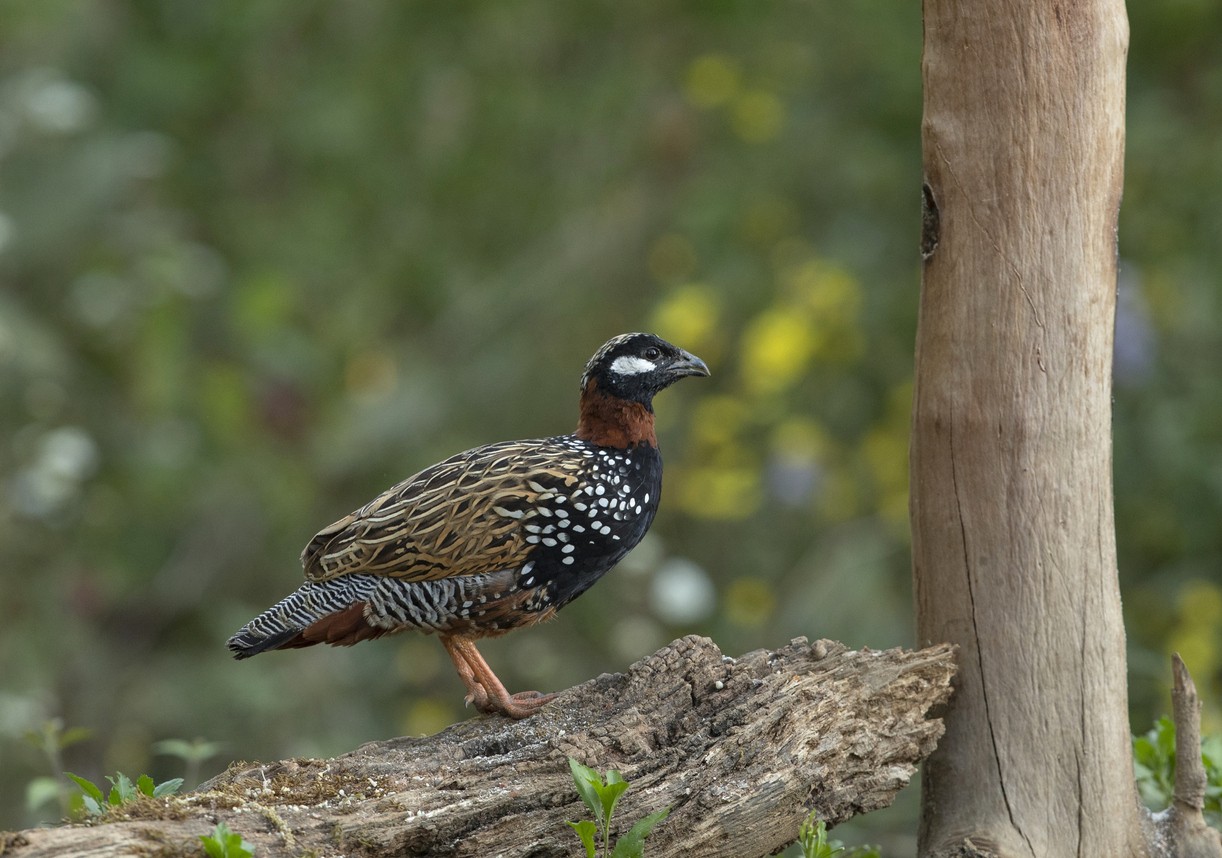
[227,333,708,718]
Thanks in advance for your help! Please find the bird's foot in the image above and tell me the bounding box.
[478,689,556,720]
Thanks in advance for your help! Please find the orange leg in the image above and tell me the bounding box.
[439,634,555,719]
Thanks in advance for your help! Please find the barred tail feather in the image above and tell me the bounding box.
[227,576,385,659]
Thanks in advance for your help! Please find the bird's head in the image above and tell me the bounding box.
[579,332,710,411]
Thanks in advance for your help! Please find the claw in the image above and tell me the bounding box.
[441,634,556,719]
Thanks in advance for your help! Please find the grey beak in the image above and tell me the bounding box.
[672,350,710,378]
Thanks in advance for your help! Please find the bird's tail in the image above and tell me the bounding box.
[227,576,385,659]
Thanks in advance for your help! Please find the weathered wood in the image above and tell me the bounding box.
[1160,654,1222,858]
[3,635,955,858]
[913,0,1138,854]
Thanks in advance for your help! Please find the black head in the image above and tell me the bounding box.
[579,333,710,409]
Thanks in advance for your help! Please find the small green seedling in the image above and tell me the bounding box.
[796,812,882,858]
[200,822,255,858]
[23,719,93,816]
[797,814,843,858]
[65,771,183,818]
[566,757,669,858]
[154,737,224,789]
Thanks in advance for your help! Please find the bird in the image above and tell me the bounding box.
[227,332,709,719]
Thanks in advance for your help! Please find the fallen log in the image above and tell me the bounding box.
[2,635,956,858]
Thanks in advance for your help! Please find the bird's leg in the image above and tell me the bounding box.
[440,634,555,719]
[440,634,491,710]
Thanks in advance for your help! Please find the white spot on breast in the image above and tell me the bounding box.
[563,556,575,565]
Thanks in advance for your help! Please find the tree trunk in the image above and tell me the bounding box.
[2,636,955,858]
[911,0,1141,855]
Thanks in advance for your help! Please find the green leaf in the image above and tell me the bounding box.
[200,822,254,858]
[568,820,598,858]
[59,727,94,749]
[1133,735,1157,768]
[153,777,184,798]
[154,737,223,762]
[610,806,670,858]
[153,738,195,759]
[107,772,136,805]
[82,796,102,817]
[568,758,604,819]
[598,779,630,830]
[1154,716,1176,758]
[65,772,104,804]
[137,774,155,797]
[25,777,63,813]
[201,834,224,858]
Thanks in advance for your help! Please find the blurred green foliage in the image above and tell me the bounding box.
[0,1,1219,850]
[1133,716,1222,829]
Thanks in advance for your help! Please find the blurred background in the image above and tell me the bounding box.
[1,0,1219,852]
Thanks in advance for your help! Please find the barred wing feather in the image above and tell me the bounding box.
[301,438,586,584]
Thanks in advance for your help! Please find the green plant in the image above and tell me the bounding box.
[154,737,224,789]
[65,772,183,818]
[21,719,93,817]
[797,814,842,858]
[1133,716,1222,829]
[795,812,882,858]
[200,822,255,858]
[566,757,669,858]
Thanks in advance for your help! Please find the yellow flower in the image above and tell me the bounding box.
[786,260,861,325]
[690,394,750,450]
[731,89,785,143]
[740,309,816,394]
[684,54,741,108]
[676,465,761,520]
[650,283,719,354]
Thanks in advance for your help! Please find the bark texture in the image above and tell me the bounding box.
[3,636,955,858]
[913,0,1138,855]
[1160,655,1222,858]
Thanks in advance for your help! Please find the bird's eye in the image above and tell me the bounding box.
[644,346,661,360]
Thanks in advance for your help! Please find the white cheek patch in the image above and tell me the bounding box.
[609,355,657,376]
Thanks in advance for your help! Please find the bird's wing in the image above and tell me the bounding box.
[300,439,586,583]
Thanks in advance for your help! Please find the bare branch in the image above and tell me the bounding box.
[1162,653,1222,858]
